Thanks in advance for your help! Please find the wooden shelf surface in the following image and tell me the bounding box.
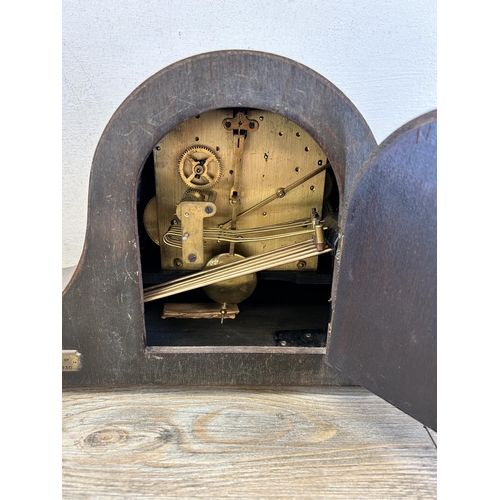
[63,386,436,499]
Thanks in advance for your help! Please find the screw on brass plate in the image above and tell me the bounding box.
[174,258,183,268]
[188,254,197,263]
[297,260,306,269]
[156,146,161,151]
[205,206,213,214]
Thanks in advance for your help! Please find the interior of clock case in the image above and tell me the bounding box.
[137,108,340,348]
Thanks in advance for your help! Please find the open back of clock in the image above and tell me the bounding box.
[62,50,435,429]
[139,108,339,348]
[62,50,378,386]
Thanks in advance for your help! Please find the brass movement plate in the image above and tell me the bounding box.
[151,109,327,271]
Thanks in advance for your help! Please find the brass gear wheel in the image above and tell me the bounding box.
[178,146,221,190]
[181,188,206,202]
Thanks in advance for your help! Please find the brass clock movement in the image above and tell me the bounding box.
[139,108,338,335]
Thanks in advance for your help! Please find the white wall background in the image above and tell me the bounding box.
[62,0,436,267]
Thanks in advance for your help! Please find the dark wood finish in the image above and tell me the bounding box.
[63,386,437,499]
[326,111,437,430]
[145,301,329,347]
[62,51,376,386]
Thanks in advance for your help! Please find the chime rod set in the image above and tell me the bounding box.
[144,239,314,294]
[144,241,309,294]
[143,239,331,302]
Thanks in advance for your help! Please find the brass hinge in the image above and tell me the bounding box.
[62,350,82,371]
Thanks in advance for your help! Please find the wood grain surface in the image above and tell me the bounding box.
[327,111,437,430]
[63,386,436,499]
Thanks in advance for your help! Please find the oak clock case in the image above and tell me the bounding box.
[62,51,436,431]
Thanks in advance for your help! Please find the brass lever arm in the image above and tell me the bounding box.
[219,163,329,229]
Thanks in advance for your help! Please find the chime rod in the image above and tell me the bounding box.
[143,241,330,302]
[186,246,327,288]
[143,246,330,302]
[144,240,312,293]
